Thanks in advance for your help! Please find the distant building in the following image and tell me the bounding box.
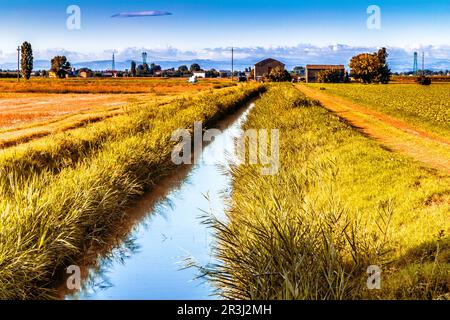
[78,68,93,78]
[102,70,118,78]
[219,70,231,78]
[305,65,345,83]
[162,68,177,77]
[253,58,285,81]
[192,71,206,78]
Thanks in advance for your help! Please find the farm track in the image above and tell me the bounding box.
[297,84,450,173]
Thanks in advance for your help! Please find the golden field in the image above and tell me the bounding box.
[0,77,233,94]
[0,78,235,148]
[0,80,263,299]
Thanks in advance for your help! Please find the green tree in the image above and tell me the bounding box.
[178,65,188,73]
[317,69,345,83]
[51,56,71,78]
[415,75,432,85]
[349,48,391,84]
[150,63,161,74]
[266,66,291,82]
[206,68,219,78]
[131,61,137,77]
[190,63,201,72]
[142,63,150,74]
[136,64,144,76]
[20,42,33,80]
[375,47,391,84]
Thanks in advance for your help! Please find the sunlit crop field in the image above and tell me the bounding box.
[307,83,450,139]
[0,78,235,147]
[0,82,263,299]
[0,93,146,128]
[0,77,233,94]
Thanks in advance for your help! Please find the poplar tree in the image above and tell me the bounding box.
[21,42,33,80]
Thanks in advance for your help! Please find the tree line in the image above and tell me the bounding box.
[13,42,224,79]
[315,48,392,84]
[15,42,429,84]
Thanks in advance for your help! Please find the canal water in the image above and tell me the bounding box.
[64,102,254,300]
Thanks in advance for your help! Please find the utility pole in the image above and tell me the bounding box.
[112,53,115,71]
[17,45,21,82]
[231,46,234,82]
[422,51,425,76]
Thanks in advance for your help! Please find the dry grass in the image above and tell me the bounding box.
[195,84,450,300]
[0,93,143,129]
[0,78,233,146]
[0,77,235,94]
[0,83,264,299]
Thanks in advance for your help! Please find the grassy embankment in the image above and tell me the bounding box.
[307,83,450,140]
[0,83,264,299]
[203,83,450,300]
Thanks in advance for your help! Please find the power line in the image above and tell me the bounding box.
[231,46,234,82]
[17,45,21,82]
[422,51,425,76]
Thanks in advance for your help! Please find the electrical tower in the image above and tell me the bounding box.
[413,52,418,75]
[142,52,148,65]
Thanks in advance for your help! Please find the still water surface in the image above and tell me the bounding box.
[66,103,253,300]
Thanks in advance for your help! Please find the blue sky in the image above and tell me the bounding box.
[1,0,449,67]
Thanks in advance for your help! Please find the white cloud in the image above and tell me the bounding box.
[1,44,449,71]
[111,11,172,18]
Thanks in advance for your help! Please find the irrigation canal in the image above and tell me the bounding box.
[61,102,254,299]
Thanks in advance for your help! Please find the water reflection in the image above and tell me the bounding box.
[64,103,253,300]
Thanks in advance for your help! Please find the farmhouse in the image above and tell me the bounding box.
[254,58,285,81]
[305,65,345,83]
[192,71,206,78]
[78,68,93,78]
[102,70,118,78]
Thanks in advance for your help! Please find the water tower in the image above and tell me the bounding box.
[142,52,148,65]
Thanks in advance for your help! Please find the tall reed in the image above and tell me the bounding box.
[0,84,264,299]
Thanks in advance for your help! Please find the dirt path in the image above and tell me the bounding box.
[297,84,450,173]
